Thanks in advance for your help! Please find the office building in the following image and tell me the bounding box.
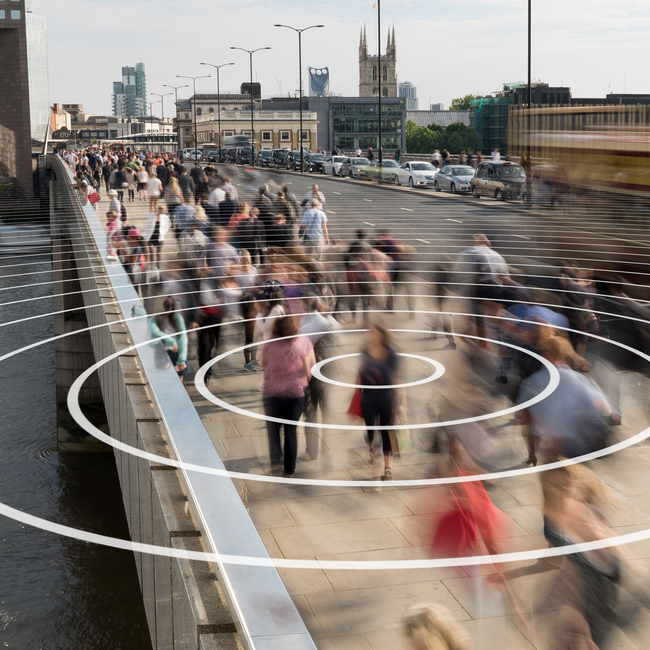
[112,62,147,117]
[430,103,444,111]
[399,81,418,110]
[0,0,33,197]
[309,67,330,97]
[25,1,49,140]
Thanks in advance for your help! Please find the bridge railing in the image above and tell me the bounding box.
[52,154,316,650]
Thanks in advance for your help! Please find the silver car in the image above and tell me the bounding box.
[340,157,370,178]
[434,165,475,193]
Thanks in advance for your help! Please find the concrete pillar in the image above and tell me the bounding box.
[51,181,110,452]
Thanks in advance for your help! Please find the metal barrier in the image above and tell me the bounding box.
[52,155,316,650]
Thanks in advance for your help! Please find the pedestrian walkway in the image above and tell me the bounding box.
[98,184,650,650]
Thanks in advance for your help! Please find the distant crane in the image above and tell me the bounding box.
[275,77,282,95]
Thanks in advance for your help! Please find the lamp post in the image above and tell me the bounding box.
[163,84,188,155]
[150,92,172,153]
[230,46,271,167]
[200,62,235,159]
[527,0,532,109]
[176,74,211,158]
[147,101,160,155]
[377,0,383,164]
[274,24,323,173]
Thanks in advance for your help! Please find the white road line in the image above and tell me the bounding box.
[328,211,337,215]
[513,234,531,240]
[364,221,376,227]
[446,218,463,224]
[401,208,413,212]
[363,199,373,202]
[416,239,430,244]
[333,191,341,195]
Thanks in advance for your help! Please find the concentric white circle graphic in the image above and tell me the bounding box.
[310,351,446,389]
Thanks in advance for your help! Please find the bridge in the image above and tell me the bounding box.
[44,153,650,650]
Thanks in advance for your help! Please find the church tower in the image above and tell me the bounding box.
[359,24,398,98]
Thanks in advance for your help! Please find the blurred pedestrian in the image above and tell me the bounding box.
[261,315,315,477]
[144,204,170,267]
[357,324,404,480]
[149,297,190,382]
[402,603,468,650]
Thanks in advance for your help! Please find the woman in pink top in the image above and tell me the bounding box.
[260,315,315,477]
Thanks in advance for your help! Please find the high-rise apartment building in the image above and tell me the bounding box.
[112,62,147,117]
[398,81,418,110]
[25,1,50,140]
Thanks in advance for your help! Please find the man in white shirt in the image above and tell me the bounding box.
[456,233,509,287]
[221,177,238,202]
[208,185,225,207]
[355,147,362,157]
[431,150,442,168]
[302,184,325,206]
[299,199,329,260]
[491,148,501,161]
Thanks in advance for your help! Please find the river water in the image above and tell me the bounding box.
[0,255,152,649]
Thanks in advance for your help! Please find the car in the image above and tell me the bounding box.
[365,159,405,182]
[340,157,370,178]
[235,147,253,165]
[398,161,439,187]
[530,165,568,209]
[304,152,326,173]
[285,150,305,171]
[270,148,289,168]
[202,149,218,163]
[434,165,475,193]
[256,149,272,167]
[471,161,526,201]
[323,155,347,176]
[181,148,202,161]
[225,148,237,164]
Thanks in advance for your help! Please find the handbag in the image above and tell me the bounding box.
[388,415,411,457]
[88,192,101,205]
[347,388,363,419]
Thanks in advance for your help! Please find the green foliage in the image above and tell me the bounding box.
[406,120,478,155]
[450,94,475,111]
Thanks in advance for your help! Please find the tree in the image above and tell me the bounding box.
[406,120,478,154]
[450,94,475,111]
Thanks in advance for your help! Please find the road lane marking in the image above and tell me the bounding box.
[401,208,413,212]
[446,219,463,223]
[416,239,430,244]
[363,199,373,202]
[333,191,341,195]
[364,222,376,227]
[328,211,337,215]
[513,234,531,240]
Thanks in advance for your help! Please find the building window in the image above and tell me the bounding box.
[209,108,214,113]
[382,66,388,81]
[372,66,377,81]
[184,128,190,135]
[280,131,290,141]
[243,131,251,137]
[0,11,5,19]
[197,108,202,116]
[184,113,189,119]
[224,131,234,137]
[11,10,20,18]
[301,131,309,141]
[262,131,272,141]
[382,88,388,97]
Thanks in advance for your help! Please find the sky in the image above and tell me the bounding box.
[41,0,650,117]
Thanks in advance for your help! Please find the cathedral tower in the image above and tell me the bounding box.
[359,24,397,98]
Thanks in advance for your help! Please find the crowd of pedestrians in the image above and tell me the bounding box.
[61,146,650,648]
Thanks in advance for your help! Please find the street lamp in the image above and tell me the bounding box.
[230,46,271,167]
[150,92,172,153]
[176,73,212,157]
[163,84,189,155]
[275,24,323,173]
[200,62,235,159]
[376,0,383,163]
[527,0,532,109]
[147,101,160,155]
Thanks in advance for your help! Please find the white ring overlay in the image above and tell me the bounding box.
[310,351,446,389]
[195,329,560,432]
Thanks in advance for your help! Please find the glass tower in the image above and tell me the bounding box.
[25,3,50,140]
[112,63,147,117]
